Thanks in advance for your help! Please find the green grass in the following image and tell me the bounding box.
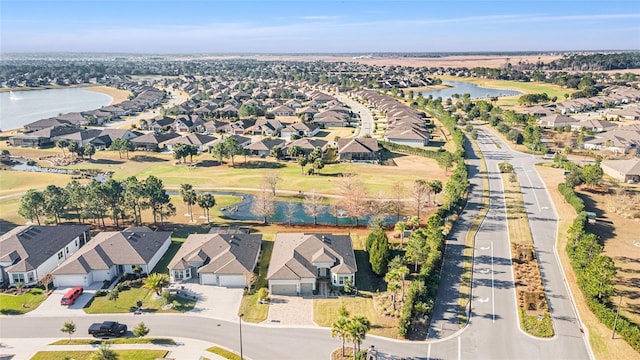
[314,297,399,338]
[83,287,195,314]
[0,288,47,315]
[520,308,554,338]
[50,338,176,345]
[30,350,168,360]
[206,346,242,360]
[238,240,273,323]
[152,241,184,274]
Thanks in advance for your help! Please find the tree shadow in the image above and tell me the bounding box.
[130,155,169,162]
[89,158,125,165]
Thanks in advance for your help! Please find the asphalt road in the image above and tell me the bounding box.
[335,95,373,138]
[426,129,591,359]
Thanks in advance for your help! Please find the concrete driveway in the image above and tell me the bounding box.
[25,282,103,317]
[265,295,315,326]
[176,283,244,321]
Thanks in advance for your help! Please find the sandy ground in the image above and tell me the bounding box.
[85,85,131,105]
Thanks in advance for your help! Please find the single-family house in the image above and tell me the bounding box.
[281,122,320,138]
[282,138,328,157]
[267,233,357,296]
[570,119,619,133]
[250,119,283,136]
[131,132,181,151]
[537,114,580,128]
[167,232,262,287]
[245,138,286,157]
[52,227,171,288]
[337,138,379,162]
[601,159,640,183]
[165,133,218,153]
[0,225,90,286]
[270,105,296,117]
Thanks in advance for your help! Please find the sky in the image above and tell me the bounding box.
[1,0,639,53]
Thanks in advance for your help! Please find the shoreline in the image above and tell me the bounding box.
[0,85,131,136]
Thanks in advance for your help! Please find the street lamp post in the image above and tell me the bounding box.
[239,313,244,360]
[612,294,623,339]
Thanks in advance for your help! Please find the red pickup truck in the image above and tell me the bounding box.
[60,286,83,305]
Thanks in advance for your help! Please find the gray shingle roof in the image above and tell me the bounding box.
[1,225,90,273]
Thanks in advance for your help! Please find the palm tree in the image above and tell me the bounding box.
[180,184,197,222]
[144,273,170,296]
[197,194,216,224]
[348,315,371,357]
[331,314,350,357]
[394,221,407,249]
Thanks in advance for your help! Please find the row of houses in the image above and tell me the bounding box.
[0,225,356,296]
[583,123,640,154]
[523,85,640,117]
[354,89,431,146]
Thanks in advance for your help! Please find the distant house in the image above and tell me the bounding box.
[570,119,619,133]
[601,159,640,183]
[270,105,296,117]
[337,138,379,162]
[23,118,75,133]
[251,119,283,136]
[537,114,579,128]
[384,127,430,146]
[149,116,175,132]
[245,138,286,157]
[267,233,357,296]
[168,232,262,287]
[281,122,320,138]
[9,126,82,148]
[131,132,181,151]
[313,110,351,127]
[165,133,218,153]
[0,225,90,286]
[53,227,171,288]
[282,138,328,157]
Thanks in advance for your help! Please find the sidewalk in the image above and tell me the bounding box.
[0,337,227,360]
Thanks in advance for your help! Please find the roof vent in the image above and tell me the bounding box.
[321,235,325,241]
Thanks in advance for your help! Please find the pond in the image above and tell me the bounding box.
[181,191,396,226]
[10,159,109,182]
[421,80,522,100]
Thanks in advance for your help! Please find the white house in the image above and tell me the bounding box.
[167,231,262,287]
[52,227,171,288]
[267,233,357,296]
[0,225,90,286]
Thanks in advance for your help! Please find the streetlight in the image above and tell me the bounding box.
[612,294,623,339]
[239,313,244,360]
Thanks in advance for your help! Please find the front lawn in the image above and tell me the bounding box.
[0,288,47,315]
[30,350,168,360]
[84,287,195,314]
[206,346,242,360]
[314,297,399,339]
[238,240,273,323]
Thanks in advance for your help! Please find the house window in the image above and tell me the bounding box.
[58,251,64,260]
[174,270,184,280]
[185,268,191,278]
[75,240,78,246]
[12,273,25,283]
[66,246,69,254]
[28,272,34,283]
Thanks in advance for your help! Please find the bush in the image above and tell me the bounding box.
[94,290,108,297]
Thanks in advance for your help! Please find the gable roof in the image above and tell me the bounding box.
[337,138,379,154]
[267,233,356,281]
[53,228,171,275]
[168,233,262,275]
[0,225,90,273]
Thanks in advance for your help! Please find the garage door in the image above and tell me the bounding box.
[219,275,245,288]
[300,283,313,296]
[271,284,297,296]
[201,273,216,285]
[54,274,89,288]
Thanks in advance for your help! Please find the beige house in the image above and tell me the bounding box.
[267,233,357,296]
[601,159,640,183]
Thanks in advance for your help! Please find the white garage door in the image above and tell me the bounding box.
[271,284,297,296]
[54,274,90,288]
[218,275,246,288]
[201,273,217,285]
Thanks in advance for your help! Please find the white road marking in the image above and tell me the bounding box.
[478,297,489,303]
[427,343,431,360]
[492,240,496,323]
[458,336,461,360]
[478,269,490,274]
[521,163,542,212]
[480,246,490,250]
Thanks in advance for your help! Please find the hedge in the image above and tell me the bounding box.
[558,183,585,213]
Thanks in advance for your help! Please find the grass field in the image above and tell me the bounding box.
[30,350,168,360]
[0,288,47,315]
[83,287,195,314]
[536,165,640,360]
[314,297,399,339]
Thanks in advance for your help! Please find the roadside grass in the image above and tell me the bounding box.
[30,350,168,360]
[0,288,46,315]
[501,172,553,338]
[83,287,195,314]
[206,346,242,360]
[458,140,489,327]
[50,338,176,345]
[314,297,399,339]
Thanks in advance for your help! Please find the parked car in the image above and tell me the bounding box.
[88,321,127,337]
[60,286,83,305]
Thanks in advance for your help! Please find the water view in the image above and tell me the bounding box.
[0,87,112,131]
[421,80,522,100]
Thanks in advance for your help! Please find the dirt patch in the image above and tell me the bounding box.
[536,165,640,360]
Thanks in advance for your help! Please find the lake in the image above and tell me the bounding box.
[0,87,113,131]
[421,80,522,100]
